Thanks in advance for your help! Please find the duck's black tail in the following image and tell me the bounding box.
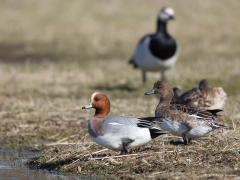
[212,122,228,129]
[137,117,167,139]
[207,109,223,117]
[149,127,167,139]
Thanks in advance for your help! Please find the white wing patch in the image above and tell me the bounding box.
[189,114,203,119]
[108,122,124,126]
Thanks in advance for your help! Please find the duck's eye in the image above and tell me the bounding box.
[159,84,164,89]
[94,97,100,101]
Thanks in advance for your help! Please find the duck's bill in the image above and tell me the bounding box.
[144,90,155,95]
[82,103,93,109]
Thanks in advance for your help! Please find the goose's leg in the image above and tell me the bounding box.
[142,70,146,84]
[161,70,167,82]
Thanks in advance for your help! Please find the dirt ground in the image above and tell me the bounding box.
[0,0,239,179]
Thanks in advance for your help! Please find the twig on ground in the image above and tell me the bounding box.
[91,148,109,155]
[89,151,174,160]
[44,142,78,146]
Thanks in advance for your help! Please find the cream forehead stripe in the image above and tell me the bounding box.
[91,92,100,102]
[165,8,174,16]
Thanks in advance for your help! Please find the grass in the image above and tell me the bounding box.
[0,0,239,179]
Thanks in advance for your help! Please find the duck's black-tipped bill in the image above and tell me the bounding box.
[82,103,93,109]
[144,90,155,95]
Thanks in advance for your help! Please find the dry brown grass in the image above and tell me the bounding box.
[0,0,239,179]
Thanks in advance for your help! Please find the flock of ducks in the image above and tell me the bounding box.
[82,7,228,154]
[82,80,227,154]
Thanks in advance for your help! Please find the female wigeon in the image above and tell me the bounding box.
[172,79,227,110]
[129,7,178,83]
[145,81,226,144]
[82,92,166,154]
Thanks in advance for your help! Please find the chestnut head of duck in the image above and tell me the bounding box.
[82,92,110,117]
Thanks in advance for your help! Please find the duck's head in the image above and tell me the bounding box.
[145,81,173,102]
[82,92,110,117]
[199,79,209,91]
[158,7,175,22]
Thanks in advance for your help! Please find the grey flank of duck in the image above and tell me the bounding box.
[173,79,227,110]
[82,92,166,154]
[144,81,227,145]
[129,7,178,83]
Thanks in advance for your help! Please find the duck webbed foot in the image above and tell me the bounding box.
[120,138,134,154]
[182,134,191,145]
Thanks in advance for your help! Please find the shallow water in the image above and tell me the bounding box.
[0,148,91,180]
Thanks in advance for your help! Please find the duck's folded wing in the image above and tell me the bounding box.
[170,104,221,120]
[137,117,161,128]
[101,116,143,134]
[102,116,165,134]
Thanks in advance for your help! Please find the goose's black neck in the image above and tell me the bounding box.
[156,20,168,35]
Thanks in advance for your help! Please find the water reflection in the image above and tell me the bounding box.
[0,148,94,180]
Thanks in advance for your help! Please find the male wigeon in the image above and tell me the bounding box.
[129,7,178,83]
[144,81,226,144]
[172,79,227,110]
[82,92,166,154]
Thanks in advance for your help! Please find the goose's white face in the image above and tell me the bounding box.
[159,7,175,21]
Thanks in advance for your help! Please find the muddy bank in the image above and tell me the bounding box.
[27,133,240,179]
